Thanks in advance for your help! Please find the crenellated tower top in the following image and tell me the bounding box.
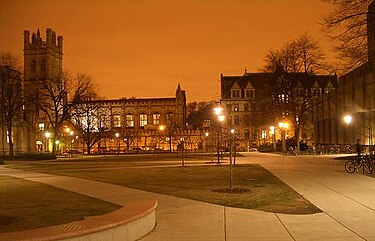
[23,28,63,54]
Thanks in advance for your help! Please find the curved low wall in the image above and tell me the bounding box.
[0,200,157,241]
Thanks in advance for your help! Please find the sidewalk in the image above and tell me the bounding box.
[1,153,374,240]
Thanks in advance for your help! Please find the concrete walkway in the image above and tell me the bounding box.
[1,153,375,240]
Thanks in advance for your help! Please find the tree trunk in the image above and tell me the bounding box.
[7,125,14,158]
[87,143,91,155]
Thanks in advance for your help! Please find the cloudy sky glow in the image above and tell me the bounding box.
[0,0,333,102]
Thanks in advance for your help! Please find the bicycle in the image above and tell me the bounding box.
[345,155,373,174]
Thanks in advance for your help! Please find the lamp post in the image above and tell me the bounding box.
[45,132,51,152]
[159,125,165,151]
[204,132,209,153]
[278,122,288,153]
[229,128,235,189]
[69,130,74,157]
[115,132,120,156]
[343,115,352,147]
[213,107,224,164]
[270,126,276,151]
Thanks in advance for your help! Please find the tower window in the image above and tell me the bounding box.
[31,60,36,74]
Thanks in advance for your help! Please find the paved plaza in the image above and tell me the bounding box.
[1,153,375,240]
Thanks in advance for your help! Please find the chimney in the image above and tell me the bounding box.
[367,1,375,63]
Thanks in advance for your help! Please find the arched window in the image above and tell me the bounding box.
[41,59,46,74]
[139,113,148,127]
[31,60,36,74]
[153,113,160,125]
[126,114,134,127]
[113,114,121,128]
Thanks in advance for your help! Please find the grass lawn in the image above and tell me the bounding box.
[7,155,321,214]
[0,176,120,233]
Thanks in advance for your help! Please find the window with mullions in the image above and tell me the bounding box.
[38,123,45,131]
[126,114,134,127]
[231,89,241,98]
[140,114,148,127]
[113,114,121,128]
[153,113,160,125]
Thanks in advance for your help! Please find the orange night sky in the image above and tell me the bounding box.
[0,0,333,102]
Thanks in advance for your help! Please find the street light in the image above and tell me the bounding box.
[213,107,224,164]
[278,122,288,152]
[115,132,120,155]
[270,126,276,151]
[229,128,235,189]
[204,132,209,153]
[69,130,74,157]
[343,115,352,146]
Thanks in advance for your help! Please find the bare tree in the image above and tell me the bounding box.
[321,0,371,72]
[262,34,332,145]
[0,52,21,71]
[32,72,93,154]
[0,65,23,157]
[72,77,108,155]
[263,33,328,74]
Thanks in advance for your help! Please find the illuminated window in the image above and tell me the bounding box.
[99,115,108,128]
[139,114,148,127]
[234,104,239,112]
[126,114,134,127]
[153,113,160,125]
[38,123,45,131]
[113,114,121,128]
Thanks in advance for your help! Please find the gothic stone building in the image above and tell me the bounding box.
[23,28,63,152]
[220,71,337,151]
[76,85,187,153]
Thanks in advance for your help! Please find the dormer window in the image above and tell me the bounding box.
[231,89,241,98]
[245,89,255,98]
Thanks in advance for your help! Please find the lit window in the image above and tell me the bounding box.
[140,114,148,127]
[234,104,239,112]
[126,114,134,127]
[99,115,108,128]
[153,113,160,125]
[38,123,45,131]
[113,114,121,127]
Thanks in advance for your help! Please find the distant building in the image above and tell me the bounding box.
[75,85,187,153]
[220,70,337,151]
